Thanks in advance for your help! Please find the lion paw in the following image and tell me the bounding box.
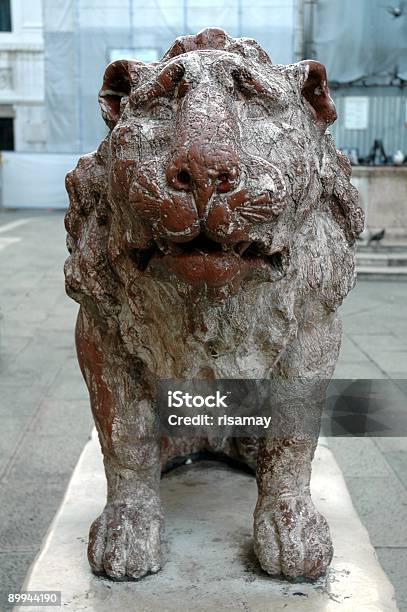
[88,497,163,580]
[253,494,333,580]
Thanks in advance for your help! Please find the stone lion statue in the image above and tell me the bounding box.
[64,27,363,582]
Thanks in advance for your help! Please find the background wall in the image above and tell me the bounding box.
[43,0,297,154]
[0,0,45,152]
[307,0,407,158]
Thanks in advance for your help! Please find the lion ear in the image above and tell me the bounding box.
[297,60,337,129]
[99,60,133,129]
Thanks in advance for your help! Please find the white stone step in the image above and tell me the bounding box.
[357,266,407,279]
[358,242,407,253]
[356,252,407,267]
[15,432,398,612]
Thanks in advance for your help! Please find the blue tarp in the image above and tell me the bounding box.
[313,0,407,84]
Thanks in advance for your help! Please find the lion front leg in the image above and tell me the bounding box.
[253,435,333,580]
[76,307,163,581]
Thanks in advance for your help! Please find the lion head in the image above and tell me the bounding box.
[65,28,363,373]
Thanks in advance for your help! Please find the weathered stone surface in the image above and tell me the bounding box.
[64,28,363,582]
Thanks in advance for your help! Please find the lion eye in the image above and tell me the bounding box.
[246,101,268,119]
[148,100,173,121]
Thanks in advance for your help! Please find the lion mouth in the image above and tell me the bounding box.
[129,234,288,288]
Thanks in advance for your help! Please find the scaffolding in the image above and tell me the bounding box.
[43,0,297,153]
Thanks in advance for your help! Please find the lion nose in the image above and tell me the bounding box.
[166,143,240,214]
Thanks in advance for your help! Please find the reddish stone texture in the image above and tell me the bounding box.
[64,28,363,582]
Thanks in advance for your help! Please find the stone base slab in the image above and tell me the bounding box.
[16,432,398,611]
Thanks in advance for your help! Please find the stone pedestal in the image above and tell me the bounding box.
[16,433,398,612]
[352,166,407,238]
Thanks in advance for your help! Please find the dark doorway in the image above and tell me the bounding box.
[0,117,14,150]
[0,0,11,31]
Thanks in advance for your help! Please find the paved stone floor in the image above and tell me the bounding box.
[0,210,406,611]
[0,211,93,611]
